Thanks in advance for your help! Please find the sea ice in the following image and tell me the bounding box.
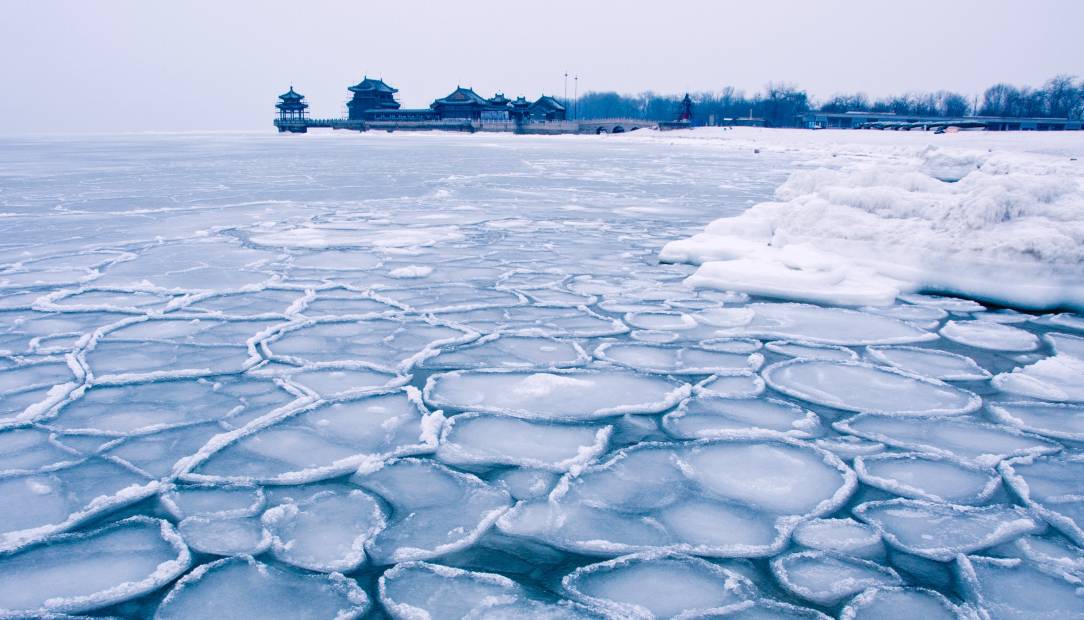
[956,554,1084,620]
[0,456,157,551]
[261,488,385,572]
[379,561,595,620]
[1000,453,1084,546]
[498,438,855,557]
[835,414,1059,466]
[791,518,884,560]
[694,373,765,398]
[763,359,980,415]
[594,342,762,375]
[419,333,589,370]
[660,145,1084,311]
[662,396,821,439]
[764,340,857,361]
[865,345,990,381]
[987,401,1084,441]
[839,586,969,620]
[423,369,690,420]
[351,458,510,564]
[161,483,265,519]
[704,303,937,345]
[561,551,756,619]
[178,515,271,557]
[992,353,1084,402]
[0,517,190,616]
[266,317,474,372]
[770,550,901,606]
[437,413,611,472]
[42,378,257,436]
[940,320,1039,352]
[155,555,368,620]
[183,388,440,484]
[853,499,1041,561]
[853,452,1001,504]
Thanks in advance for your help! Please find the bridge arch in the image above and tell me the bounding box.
[596,127,608,134]
[612,125,625,134]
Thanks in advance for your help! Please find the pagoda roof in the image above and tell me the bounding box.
[433,86,488,106]
[349,77,398,94]
[278,87,305,101]
[488,92,511,105]
[532,95,566,111]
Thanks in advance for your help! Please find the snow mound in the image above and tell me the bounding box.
[661,146,1084,311]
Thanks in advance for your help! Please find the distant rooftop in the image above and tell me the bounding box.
[349,77,398,94]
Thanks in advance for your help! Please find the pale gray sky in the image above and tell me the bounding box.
[1,0,1081,133]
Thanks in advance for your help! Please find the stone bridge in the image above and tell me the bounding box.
[574,118,657,134]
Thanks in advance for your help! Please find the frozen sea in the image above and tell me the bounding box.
[1,130,1083,619]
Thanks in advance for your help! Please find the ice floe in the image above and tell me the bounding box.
[839,586,970,620]
[956,554,1084,620]
[379,561,595,620]
[764,340,857,362]
[437,413,611,473]
[987,401,1084,441]
[351,458,510,564]
[0,456,158,551]
[791,518,884,560]
[561,551,756,619]
[178,515,271,557]
[993,353,1084,402]
[770,550,901,606]
[706,303,937,345]
[498,438,855,558]
[763,359,980,415]
[940,320,1040,352]
[1000,453,1084,546]
[182,388,440,484]
[662,396,821,439]
[419,333,589,370]
[865,345,991,381]
[835,414,1059,466]
[261,488,385,572]
[854,453,1002,504]
[155,555,368,619]
[424,369,690,421]
[595,342,762,375]
[853,498,1041,561]
[0,517,190,617]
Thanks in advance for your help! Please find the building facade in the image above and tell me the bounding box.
[346,77,400,121]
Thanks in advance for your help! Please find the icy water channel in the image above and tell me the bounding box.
[0,133,1082,618]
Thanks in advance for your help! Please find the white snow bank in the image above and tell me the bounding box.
[660,135,1084,310]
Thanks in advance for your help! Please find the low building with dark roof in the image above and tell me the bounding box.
[431,86,490,120]
[528,95,566,121]
[347,77,401,121]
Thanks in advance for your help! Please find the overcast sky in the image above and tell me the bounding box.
[2,0,1081,133]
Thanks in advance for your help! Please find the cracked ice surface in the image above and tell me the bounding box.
[1,130,1083,618]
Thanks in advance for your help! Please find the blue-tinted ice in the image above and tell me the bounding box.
[0,133,1082,618]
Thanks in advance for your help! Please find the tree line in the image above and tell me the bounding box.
[565,75,1084,126]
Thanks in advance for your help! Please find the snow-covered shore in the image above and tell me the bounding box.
[652,128,1084,310]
